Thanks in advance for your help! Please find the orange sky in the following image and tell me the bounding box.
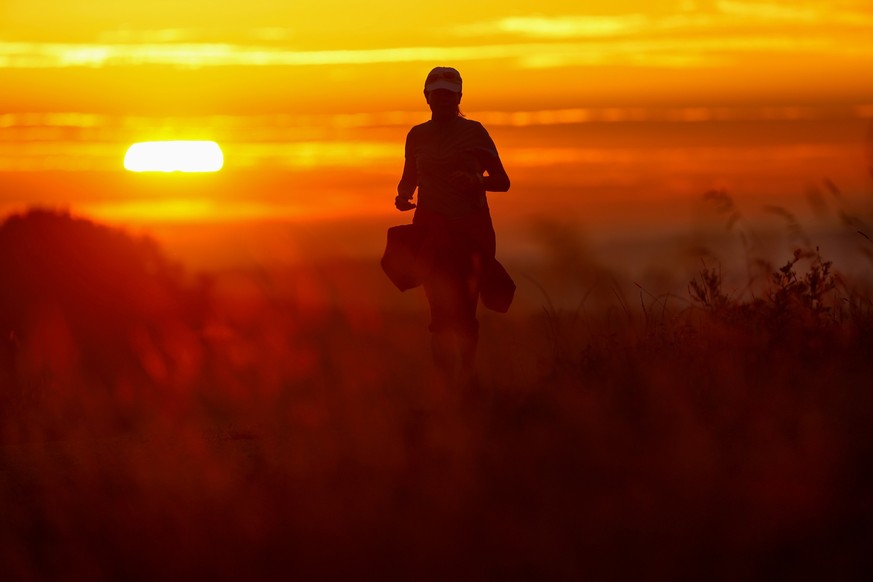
[1,0,872,265]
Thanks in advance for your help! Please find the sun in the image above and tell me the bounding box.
[124,141,224,172]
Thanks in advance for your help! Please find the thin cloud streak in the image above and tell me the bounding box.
[0,143,848,173]
[1,34,869,70]
[81,199,296,223]
[97,28,294,43]
[715,1,873,25]
[454,15,651,39]
[2,104,870,171]
[2,104,870,135]
[454,3,873,40]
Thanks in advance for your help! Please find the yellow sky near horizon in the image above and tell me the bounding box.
[3,0,873,113]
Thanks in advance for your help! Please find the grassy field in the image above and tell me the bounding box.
[1,205,873,580]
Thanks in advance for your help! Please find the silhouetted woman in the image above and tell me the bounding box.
[395,66,510,385]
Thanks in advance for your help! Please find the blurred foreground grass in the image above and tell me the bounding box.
[1,207,872,580]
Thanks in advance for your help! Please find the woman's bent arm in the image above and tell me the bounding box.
[477,127,510,192]
[397,130,418,199]
[483,159,510,192]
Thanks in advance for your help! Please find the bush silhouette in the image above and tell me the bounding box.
[0,209,202,427]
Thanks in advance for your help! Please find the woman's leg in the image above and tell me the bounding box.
[456,254,483,387]
[424,267,461,382]
[424,248,482,385]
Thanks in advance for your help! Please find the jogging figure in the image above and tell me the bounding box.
[394,66,511,385]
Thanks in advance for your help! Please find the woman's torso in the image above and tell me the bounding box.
[410,117,495,218]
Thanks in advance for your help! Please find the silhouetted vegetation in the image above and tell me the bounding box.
[1,203,872,579]
[0,209,211,434]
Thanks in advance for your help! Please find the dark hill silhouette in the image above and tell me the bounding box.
[0,209,205,430]
[0,209,183,329]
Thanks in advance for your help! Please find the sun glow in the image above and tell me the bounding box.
[123,141,223,172]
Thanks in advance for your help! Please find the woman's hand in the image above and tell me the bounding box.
[395,195,416,211]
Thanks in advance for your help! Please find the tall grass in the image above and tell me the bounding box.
[1,197,872,579]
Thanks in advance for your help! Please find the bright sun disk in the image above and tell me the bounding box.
[124,141,224,172]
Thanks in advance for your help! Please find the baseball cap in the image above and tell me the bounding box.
[424,67,462,93]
